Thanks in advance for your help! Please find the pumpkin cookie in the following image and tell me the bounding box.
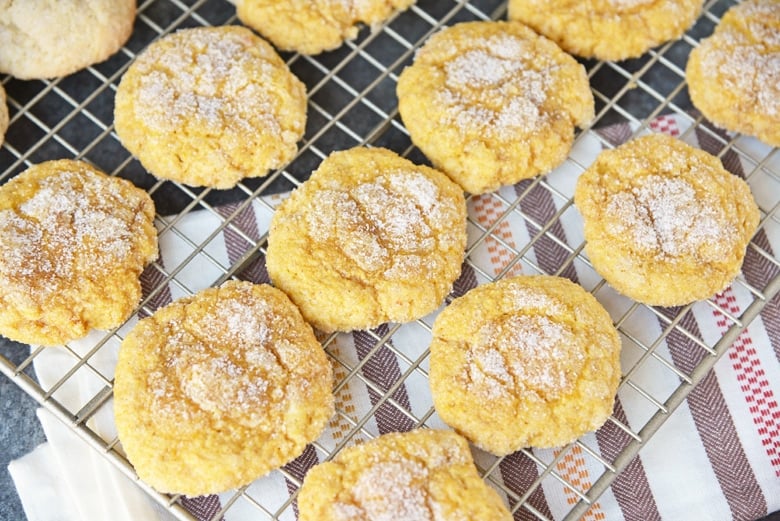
[114,281,334,495]
[298,429,513,521]
[0,0,135,79]
[508,0,703,61]
[429,275,621,454]
[574,133,760,306]
[686,0,780,147]
[396,21,594,194]
[114,26,307,189]
[266,146,467,332]
[233,0,416,55]
[0,160,157,346]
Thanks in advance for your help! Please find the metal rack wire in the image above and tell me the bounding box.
[1,0,779,520]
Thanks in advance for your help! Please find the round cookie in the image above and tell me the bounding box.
[0,160,157,346]
[508,0,703,61]
[686,0,780,147]
[396,21,594,195]
[114,26,307,189]
[0,0,135,79]
[266,146,467,333]
[233,0,416,55]
[0,83,8,145]
[113,281,334,495]
[574,133,760,306]
[429,275,621,454]
[298,429,513,521]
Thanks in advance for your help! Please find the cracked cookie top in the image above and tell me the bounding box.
[429,275,621,454]
[113,280,334,495]
[298,429,512,521]
[397,21,593,194]
[0,159,157,346]
[114,26,307,189]
[574,133,760,306]
[266,146,467,332]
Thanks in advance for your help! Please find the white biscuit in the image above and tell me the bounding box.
[0,0,135,79]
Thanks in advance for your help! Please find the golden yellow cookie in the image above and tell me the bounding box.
[298,429,512,521]
[114,281,334,495]
[266,147,467,332]
[508,0,702,61]
[234,0,416,55]
[114,26,307,189]
[575,133,760,306]
[429,275,621,454]
[396,21,594,195]
[0,160,157,346]
[686,0,780,147]
[0,83,8,145]
[0,0,135,79]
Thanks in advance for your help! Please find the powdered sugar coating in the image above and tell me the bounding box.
[306,170,444,276]
[0,160,157,346]
[429,275,622,453]
[267,147,467,332]
[437,35,555,139]
[686,0,780,146]
[298,430,512,521]
[606,175,735,260]
[397,21,593,194]
[114,26,307,188]
[145,291,292,428]
[135,29,280,134]
[114,281,334,495]
[469,315,582,401]
[575,133,760,306]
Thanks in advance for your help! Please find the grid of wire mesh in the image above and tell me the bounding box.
[1,0,779,520]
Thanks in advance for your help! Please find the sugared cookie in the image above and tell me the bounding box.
[114,281,334,495]
[508,0,703,61]
[429,276,621,454]
[0,0,135,79]
[114,26,307,189]
[0,83,8,145]
[233,0,416,55]
[0,160,157,346]
[396,21,594,194]
[298,429,513,521]
[266,147,467,332]
[686,0,780,147]
[574,133,760,306]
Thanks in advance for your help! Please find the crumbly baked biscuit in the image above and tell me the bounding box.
[114,281,334,495]
[233,0,416,55]
[266,146,467,333]
[508,0,702,61]
[686,0,780,147]
[0,83,8,145]
[0,0,135,79]
[114,26,307,189]
[574,133,760,306]
[0,160,157,346]
[429,275,621,454]
[396,21,594,195]
[298,429,513,521]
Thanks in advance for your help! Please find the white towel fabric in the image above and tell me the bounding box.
[8,113,780,521]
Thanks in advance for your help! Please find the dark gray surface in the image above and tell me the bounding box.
[0,339,45,521]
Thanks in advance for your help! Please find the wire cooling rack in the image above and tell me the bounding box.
[2,0,780,520]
